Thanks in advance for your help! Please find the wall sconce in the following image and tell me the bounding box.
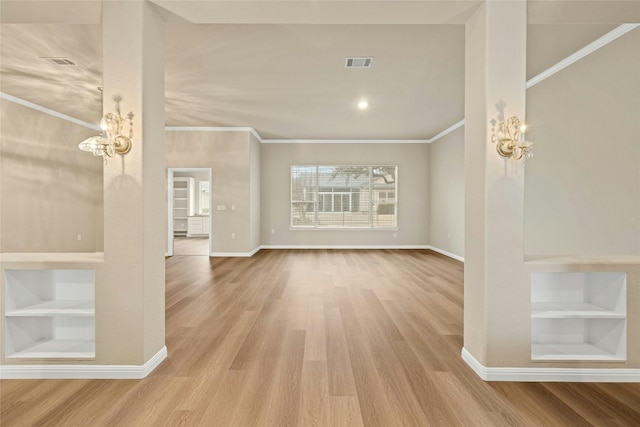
[490,116,532,160]
[79,89,133,163]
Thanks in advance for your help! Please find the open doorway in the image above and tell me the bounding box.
[167,168,212,256]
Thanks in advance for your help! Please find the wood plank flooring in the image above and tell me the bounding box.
[2,249,640,426]
[173,236,209,256]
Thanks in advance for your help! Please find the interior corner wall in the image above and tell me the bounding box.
[166,130,254,254]
[524,28,640,256]
[0,99,103,253]
[260,143,429,247]
[428,127,465,257]
[249,134,261,252]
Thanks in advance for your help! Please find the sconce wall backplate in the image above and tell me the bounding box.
[113,135,132,155]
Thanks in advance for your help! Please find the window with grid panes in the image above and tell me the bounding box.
[290,165,397,229]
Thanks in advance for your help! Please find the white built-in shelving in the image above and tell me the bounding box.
[4,269,95,359]
[531,271,626,361]
[173,177,195,237]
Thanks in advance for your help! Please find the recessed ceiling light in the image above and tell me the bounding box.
[358,100,369,110]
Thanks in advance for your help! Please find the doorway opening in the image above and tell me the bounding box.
[167,168,212,256]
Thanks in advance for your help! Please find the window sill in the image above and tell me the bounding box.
[289,227,398,232]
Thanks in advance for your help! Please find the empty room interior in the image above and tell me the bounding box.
[1,0,640,425]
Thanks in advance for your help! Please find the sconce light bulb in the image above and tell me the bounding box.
[520,124,526,133]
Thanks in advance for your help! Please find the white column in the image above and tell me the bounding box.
[464,1,530,367]
[98,1,165,364]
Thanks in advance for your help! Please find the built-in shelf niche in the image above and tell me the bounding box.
[173,177,195,236]
[4,269,95,359]
[531,271,626,361]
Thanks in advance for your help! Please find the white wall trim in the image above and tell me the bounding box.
[165,127,430,144]
[426,119,465,144]
[261,139,430,144]
[166,126,253,133]
[260,245,431,250]
[426,245,464,262]
[0,346,167,380]
[210,246,261,257]
[461,348,640,382]
[165,126,264,143]
[424,24,639,144]
[0,92,100,130]
[210,246,465,259]
[4,24,636,145]
[526,23,640,90]
[248,128,264,143]
[7,24,636,144]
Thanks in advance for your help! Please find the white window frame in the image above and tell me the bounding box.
[290,165,398,230]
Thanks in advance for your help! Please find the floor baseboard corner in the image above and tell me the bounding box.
[461,347,640,382]
[0,346,167,380]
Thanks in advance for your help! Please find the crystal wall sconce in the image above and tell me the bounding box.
[79,112,133,162]
[491,116,533,160]
[79,89,133,163]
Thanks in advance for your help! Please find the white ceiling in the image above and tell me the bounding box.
[164,24,465,139]
[0,1,634,140]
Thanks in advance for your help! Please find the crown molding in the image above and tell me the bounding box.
[426,119,465,144]
[526,23,639,90]
[261,139,430,144]
[5,23,636,144]
[423,24,639,144]
[165,126,264,143]
[0,92,100,130]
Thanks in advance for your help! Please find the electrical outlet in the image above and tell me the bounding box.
[393,233,397,238]
[231,233,235,239]
[448,232,452,239]
[77,234,82,241]
[271,228,275,234]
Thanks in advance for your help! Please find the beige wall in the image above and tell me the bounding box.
[260,143,429,247]
[464,1,529,366]
[100,0,166,365]
[250,134,261,252]
[166,130,257,254]
[0,99,103,253]
[428,127,465,258]
[525,28,640,257]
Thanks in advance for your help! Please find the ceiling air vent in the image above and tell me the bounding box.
[41,57,77,66]
[345,57,374,69]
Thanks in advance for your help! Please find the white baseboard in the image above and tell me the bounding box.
[0,346,167,380]
[208,246,463,262]
[426,245,464,262]
[210,246,261,257]
[260,245,431,250]
[461,348,640,382]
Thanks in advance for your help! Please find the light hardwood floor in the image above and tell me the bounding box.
[2,250,640,426]
[173,236,209,256]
